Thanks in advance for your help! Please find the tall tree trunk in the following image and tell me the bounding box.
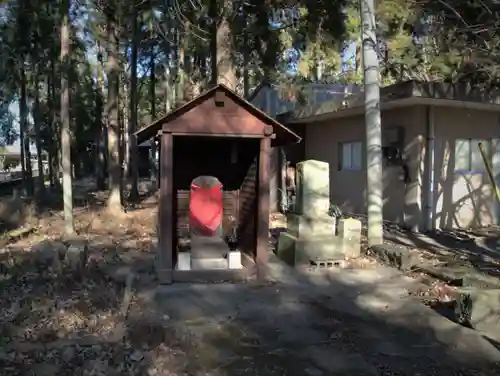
[164,63,171,113]
[361,0,383,245]
[209,0,217,86]
[19,64,34,196]
[47,72,55,187]
[50,59,61,189]
[96,42,106,190]
[122,79,130,177]
[243,26,249,97]
[60,0,74,234]
[19,64,27,195]
[128,2,139,200]
[106,6,122,214]
[149,50,157,188]
[242,5,249,97]
[34,70,46,201]
[174,29,183,104]
[216,0,236,90]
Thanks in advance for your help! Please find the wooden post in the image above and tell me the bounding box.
[158,131,173,284]
[256,136,271,280]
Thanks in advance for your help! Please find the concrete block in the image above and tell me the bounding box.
[277,232,297,266]
[177,252,191,271]
[227,251,242,269]
[370,244,418,271]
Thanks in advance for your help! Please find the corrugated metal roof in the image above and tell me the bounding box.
[249,82,362,119]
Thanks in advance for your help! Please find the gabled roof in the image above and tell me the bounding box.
[134,84,301,146]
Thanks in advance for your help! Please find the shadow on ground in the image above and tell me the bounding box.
[384,224,500,278]
[1,235,500,375]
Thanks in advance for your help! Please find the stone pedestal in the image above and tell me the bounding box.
[287,213,342,263]
[279,160,342,265]
[276,160,362,266]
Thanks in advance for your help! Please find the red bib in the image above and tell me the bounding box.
[189,183,223,236]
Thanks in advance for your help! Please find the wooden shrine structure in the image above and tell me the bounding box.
[135,84,301,283]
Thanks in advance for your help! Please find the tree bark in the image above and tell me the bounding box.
[106,5,123,214]
[216,0,236,90]
[361,0,383,245]
[19,64,27,195]
[128,1,139,200]
[60,0,74,234]
[149,49,157,189]
[50,58,61,190]
[96,42,106,190]
[34,71,46,202]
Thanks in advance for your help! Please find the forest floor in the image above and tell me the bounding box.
[0,179,500,375]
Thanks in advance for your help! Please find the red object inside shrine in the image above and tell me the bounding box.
[189,183,223,236]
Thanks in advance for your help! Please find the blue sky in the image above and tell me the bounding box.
[5,102,37,154]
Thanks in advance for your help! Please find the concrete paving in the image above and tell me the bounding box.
[151,255,500,375]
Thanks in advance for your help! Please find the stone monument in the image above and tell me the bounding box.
[277,160,362,265]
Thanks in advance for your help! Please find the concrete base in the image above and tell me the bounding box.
[227,251,242,269]
[285,213,343,265]
[296,235,343,264]
[176,252,192,271]
[192,257,227,270]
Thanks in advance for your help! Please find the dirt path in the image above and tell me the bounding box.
[149,260,500,376]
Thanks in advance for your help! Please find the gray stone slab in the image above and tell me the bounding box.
[455,288,500,341]
[370,244,418,271]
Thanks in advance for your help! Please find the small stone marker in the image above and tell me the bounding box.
[338,218,362,259]
[61,236,89,271]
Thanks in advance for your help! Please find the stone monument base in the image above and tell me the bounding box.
[276,215,363,266]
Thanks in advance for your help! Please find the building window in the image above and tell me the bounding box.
[339,141,362,171]
[455,139,490,172]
